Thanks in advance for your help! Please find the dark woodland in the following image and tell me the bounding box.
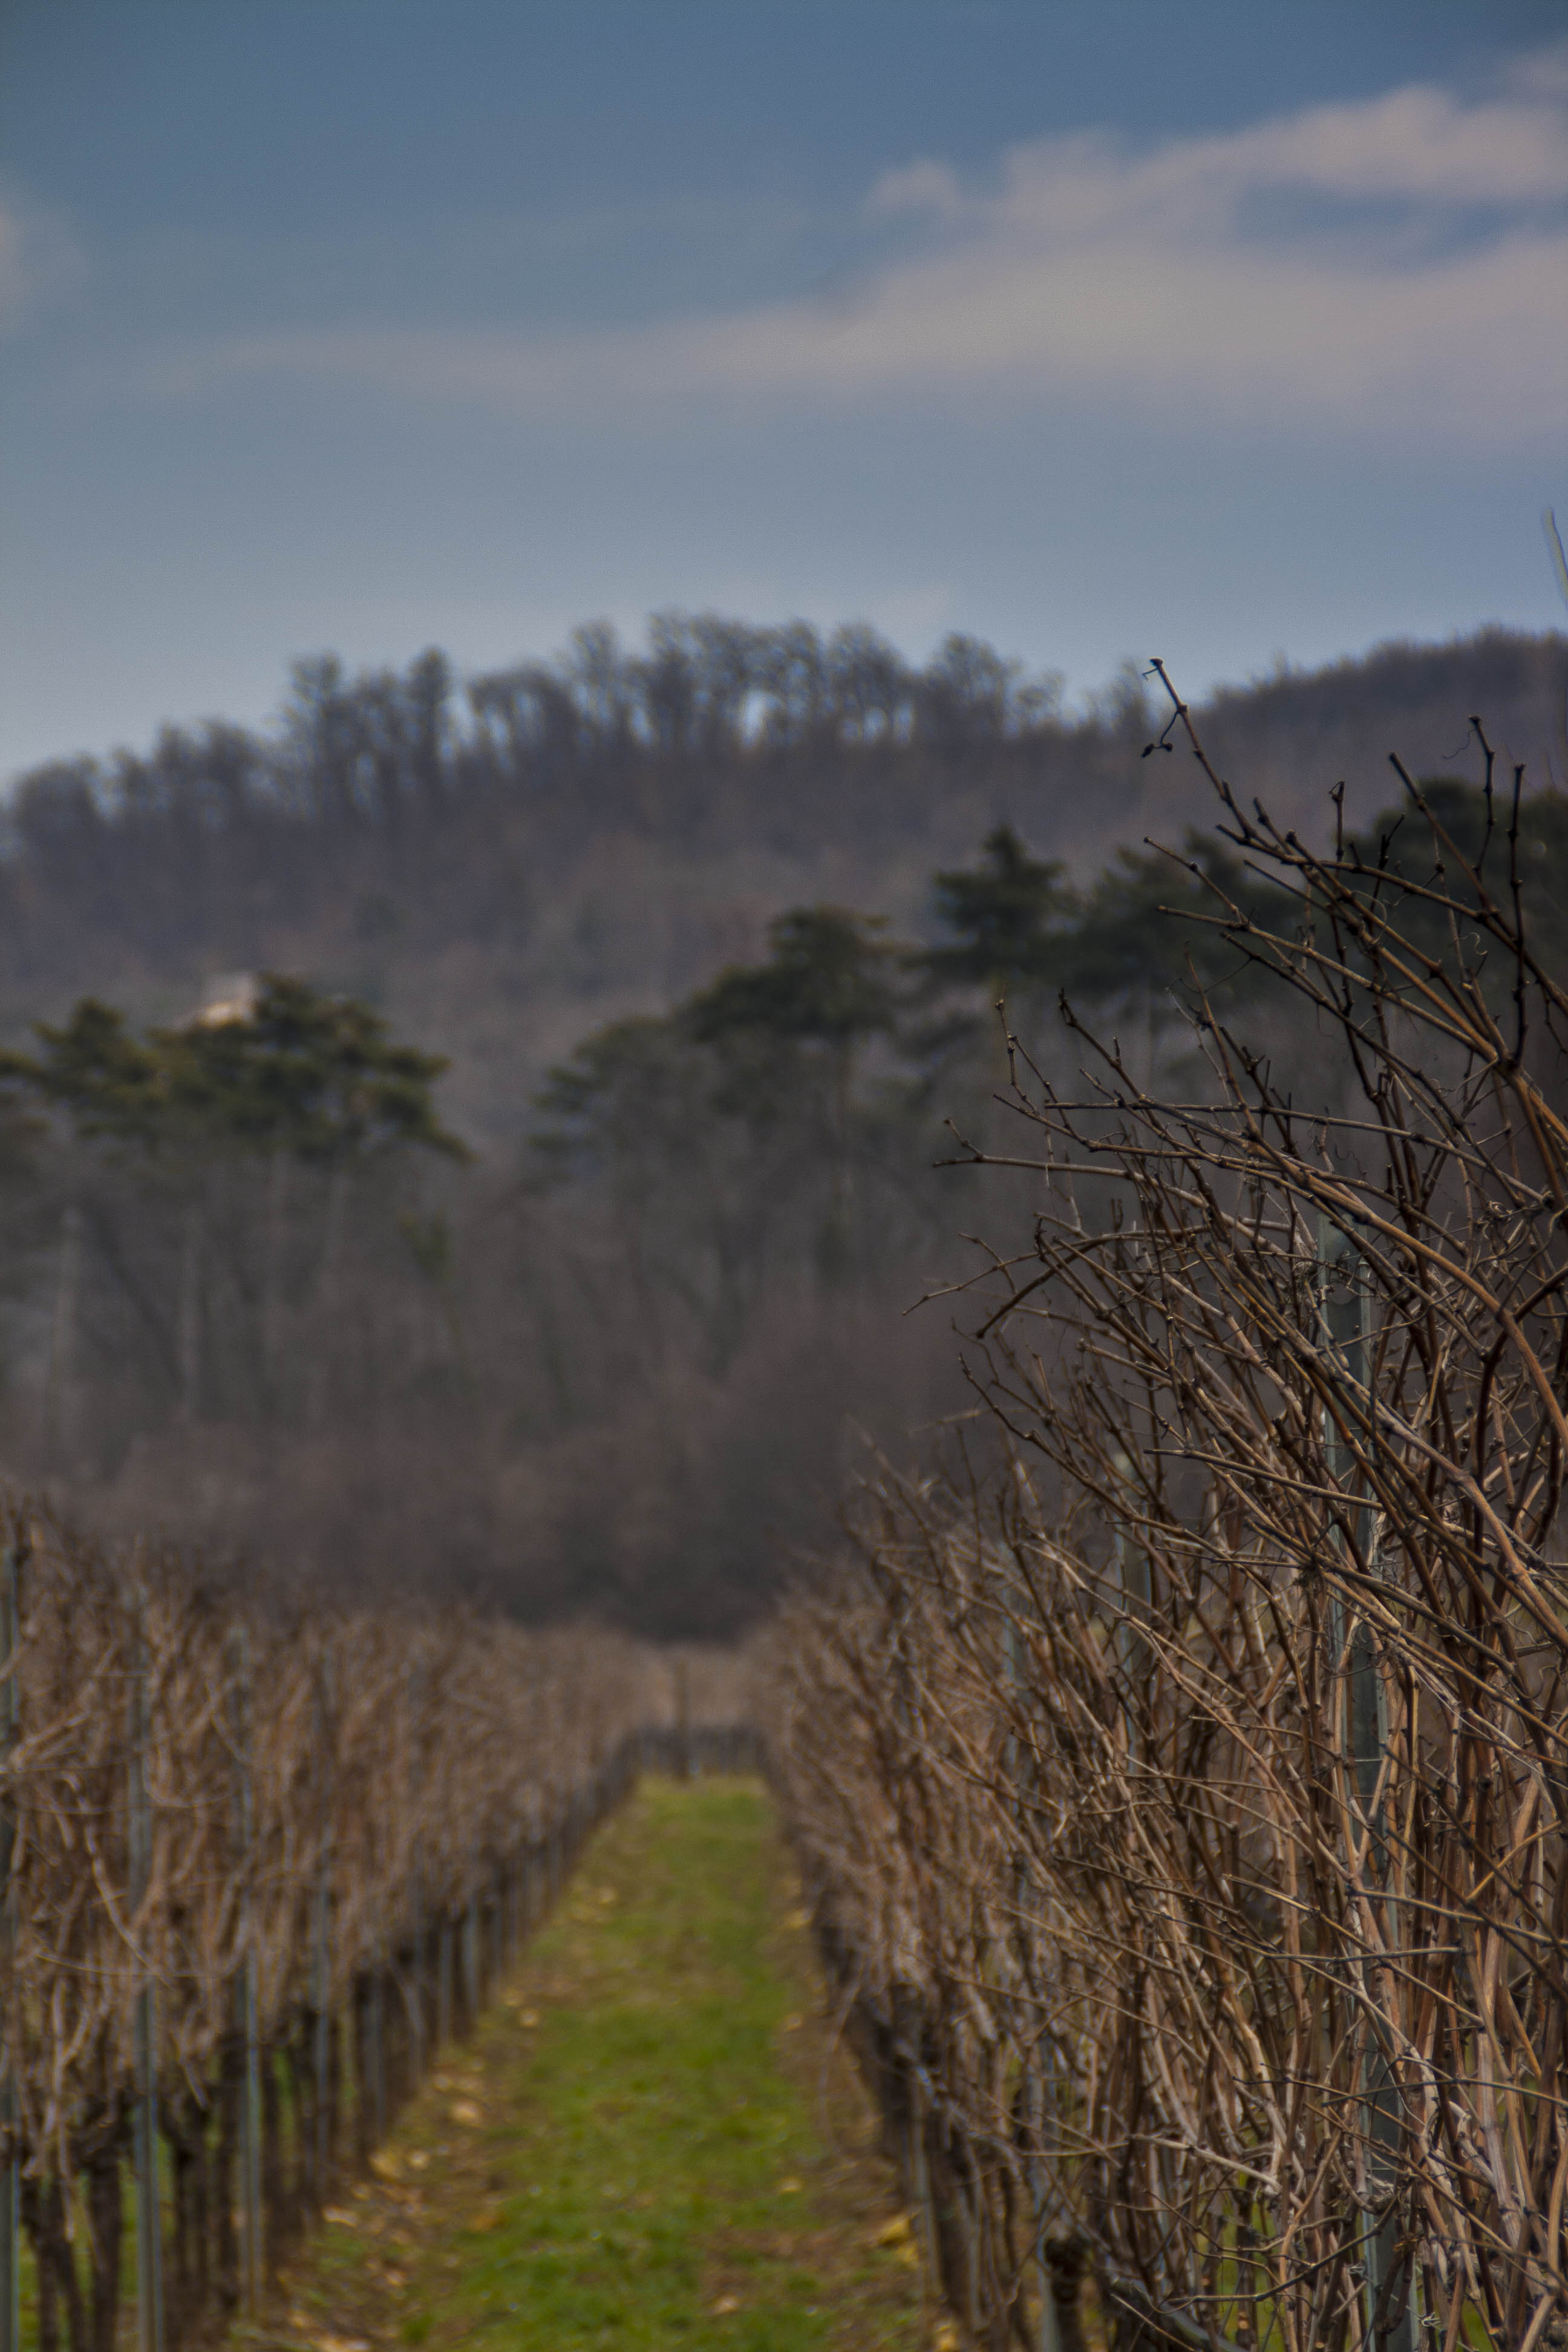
[2,615,1564,1631]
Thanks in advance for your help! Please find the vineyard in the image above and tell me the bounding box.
[1,683,1564,2352]
[0,1516,740,2352]
[773,693,1568,2351]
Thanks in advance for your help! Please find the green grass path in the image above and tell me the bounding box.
[261,1777,924,2352]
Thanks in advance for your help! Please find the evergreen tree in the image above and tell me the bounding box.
[1060,834,1296,1005]
[686,907,900,1274]
[22,979,465,1169]
[17,981,466,1427]
[917,825,1074,1005]
[24,1001,167,1146]
[1345,777,1568,986]
[686,907,898,1056]
[158,976,468,1168]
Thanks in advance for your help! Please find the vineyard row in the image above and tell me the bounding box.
[773,703,1568,2352]
[0,1512,743,2352]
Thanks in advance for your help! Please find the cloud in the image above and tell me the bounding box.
[140,50,1568,442]
[864,159,967,223]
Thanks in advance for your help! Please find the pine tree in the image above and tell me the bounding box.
[917,825,1073,1007]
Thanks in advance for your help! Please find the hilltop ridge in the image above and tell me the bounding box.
[7,619,1561,1142]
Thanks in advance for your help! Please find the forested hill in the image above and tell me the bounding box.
[7,618,1563,1142]
[1,615,1562,1632]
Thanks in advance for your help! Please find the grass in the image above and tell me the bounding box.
[247,1775,924,2352]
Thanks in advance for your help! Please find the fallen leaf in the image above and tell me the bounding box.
[449,2099,483,2125]
[323,2208,356,2228]
[518,2009,540,2027]
[933,2327,961,2352]
[314,2335,370,2352]
[778,2177,803,2195]
[784,1907,810,1930]
[712,2295,741,2314]
[369,2150,402,2180]
[875,2213,913,2247]
[781,2014,804,2033]
[406,2149,430,2171]
[468,2209,502,2232]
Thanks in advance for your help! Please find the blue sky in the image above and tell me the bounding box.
[2,0,1564,777]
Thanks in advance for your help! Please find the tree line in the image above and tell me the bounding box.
[2,619,1560,1034]
[4,621,1059,986]
[0,762,1560,1632]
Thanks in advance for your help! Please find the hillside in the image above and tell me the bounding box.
[6,619,1562,1143]
[0,616,1561,1630]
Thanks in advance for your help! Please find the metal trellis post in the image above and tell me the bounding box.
[1111,1449,1150,1763]
[407,1659,427,2083]
[313,1640,335,2200]
[438,1916,453,2050]
[230,1624,263,2309]
[0,1546,21,2352]
[1005,1594,1065,2352]
[370,1925,387,2143]
[463,1895,479,2026]
[129,1587,165,2352]
[1318,1215,1414,2352]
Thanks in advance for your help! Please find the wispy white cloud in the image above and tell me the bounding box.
[138,50,1568,442]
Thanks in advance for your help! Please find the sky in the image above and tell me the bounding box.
[1,0,1565,780]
